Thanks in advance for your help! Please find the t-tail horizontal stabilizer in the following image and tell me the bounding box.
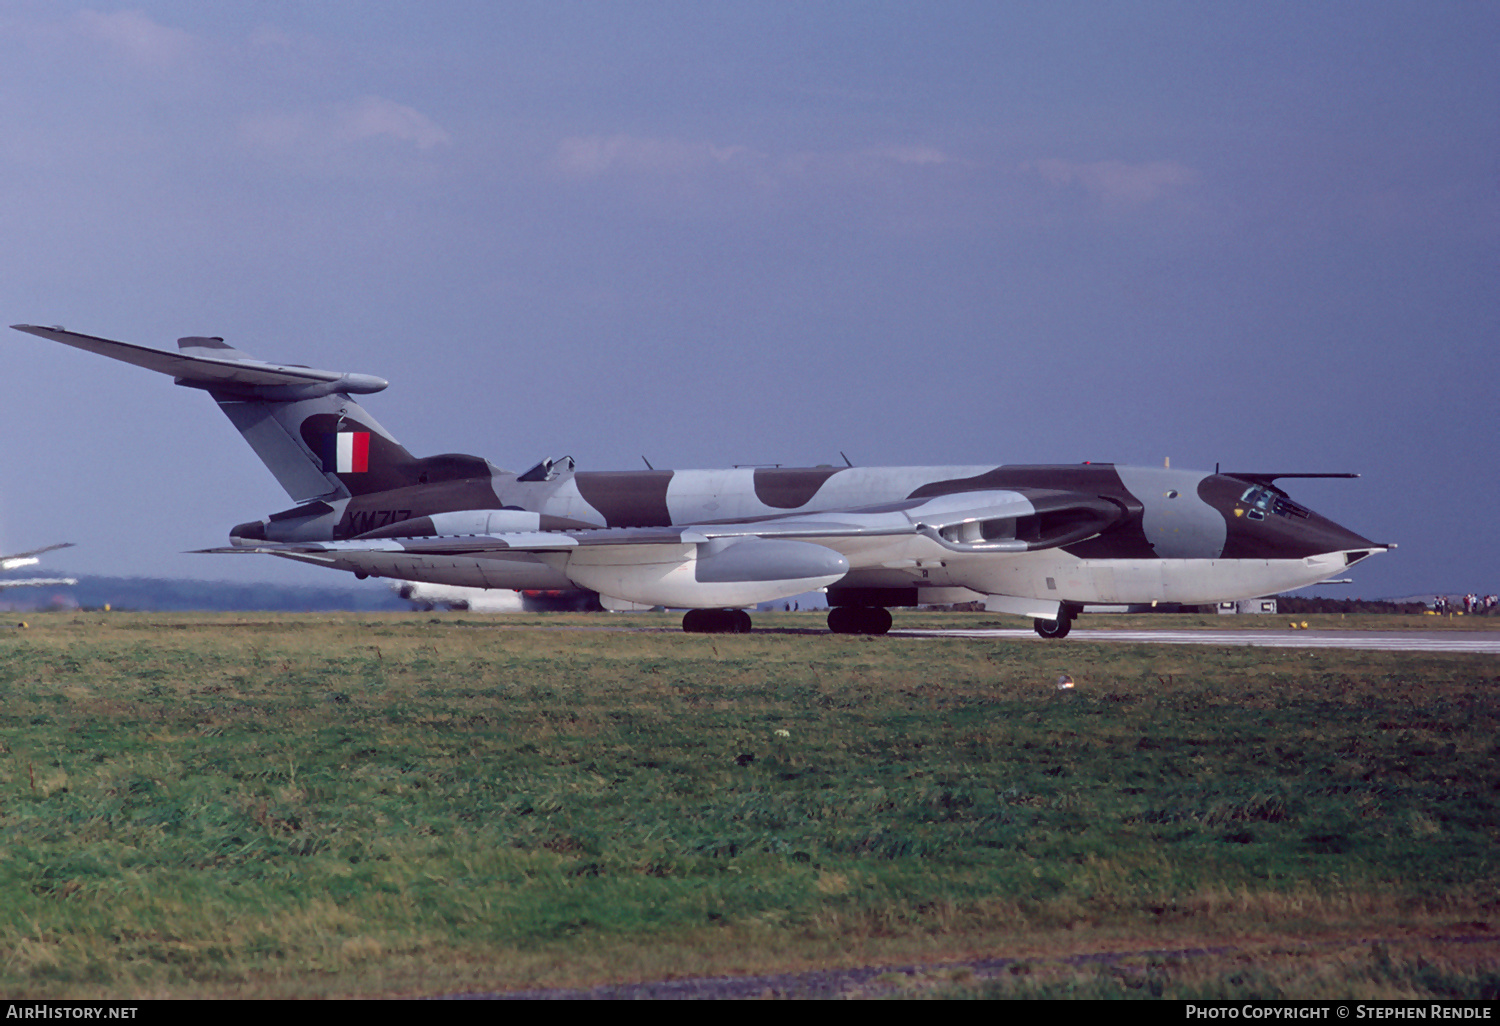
[10,325,388,397]
[11,324,410,504]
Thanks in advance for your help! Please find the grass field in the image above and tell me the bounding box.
[0,610,1495,998]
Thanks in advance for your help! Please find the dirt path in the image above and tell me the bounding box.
[448,934,1497,1000]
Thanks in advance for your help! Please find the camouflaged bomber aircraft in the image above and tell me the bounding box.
[12,325,1389,636]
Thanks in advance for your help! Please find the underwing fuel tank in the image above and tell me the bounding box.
[558,537,849,609]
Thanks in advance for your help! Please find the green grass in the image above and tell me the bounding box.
[0,611,1495,997]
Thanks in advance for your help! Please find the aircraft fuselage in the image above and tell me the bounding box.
[11,323,1387,634]
[238,461,1381,610]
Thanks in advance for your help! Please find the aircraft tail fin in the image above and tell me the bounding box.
[207,374,417,503]
[12,325,421,503]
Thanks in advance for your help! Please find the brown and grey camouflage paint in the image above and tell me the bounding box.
[753,467,843,508]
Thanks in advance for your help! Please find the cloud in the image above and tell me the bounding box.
[779,144,966,179]
[240,96,450,162]
[552,135,964,186]
[72,9,196,67]
[335,96,450,149]
[544,133,974,230]
[863,145,952,167]
[1023,158,1198,205]
[554,135,755,178]
[247,24,298,50]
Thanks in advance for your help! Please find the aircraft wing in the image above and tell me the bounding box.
[0,577,78,589]
[206,487,1123,556]
[198,488,1125,608]
[0,542,77,586]
[0,542,73,571]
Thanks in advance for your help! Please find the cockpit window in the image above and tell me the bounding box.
[1241,486,1272,511]
[1240,485,1312,521]
[1240,486,1274,519]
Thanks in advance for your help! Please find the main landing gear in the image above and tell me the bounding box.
[1033,605,1078,639]
[827,606,893,635]
[682,608,753,633]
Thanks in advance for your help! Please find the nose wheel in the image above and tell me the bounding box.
[682,608,753,633]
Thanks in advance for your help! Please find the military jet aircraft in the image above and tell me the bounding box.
[10,325,1388,636]
[0,542,77,588]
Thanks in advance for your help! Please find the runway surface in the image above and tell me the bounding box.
[476,621,1500,653]
[892,628,1500,654]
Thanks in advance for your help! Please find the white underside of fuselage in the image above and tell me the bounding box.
[821,535,1354,605]
[901,549,1354,604]
[272,537,1356,607]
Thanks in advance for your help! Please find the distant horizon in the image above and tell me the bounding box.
[0,572,1485,612]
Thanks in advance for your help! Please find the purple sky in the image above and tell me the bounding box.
[0,2,1494,598]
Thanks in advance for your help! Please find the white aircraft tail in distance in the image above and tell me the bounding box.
[0,542,77,588]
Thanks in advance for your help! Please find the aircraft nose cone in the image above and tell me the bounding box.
[1251,507,1382,561]
[1204,476,1387,561]
[1305,515,1383,557]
